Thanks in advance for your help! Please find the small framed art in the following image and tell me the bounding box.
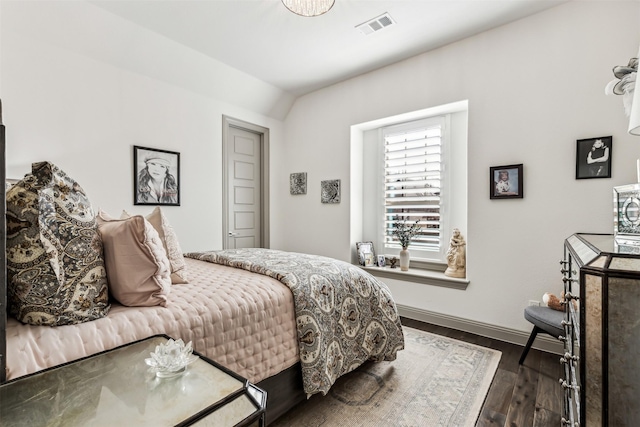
[321,179,341,204]
[290,172,307,195]
[576,136,612,179]
[356,241,376,266]
[490,164,523,199]
[134,146,180,206]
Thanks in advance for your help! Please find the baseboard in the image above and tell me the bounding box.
[398,304,564,355]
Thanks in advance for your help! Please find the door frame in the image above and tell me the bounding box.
[222,115,270,249]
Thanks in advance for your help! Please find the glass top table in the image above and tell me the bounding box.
[0,335,266,427]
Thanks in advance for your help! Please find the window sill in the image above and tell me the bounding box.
[361,265,469,290]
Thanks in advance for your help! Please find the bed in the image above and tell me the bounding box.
[5,257,304,423]
[0,100,405,425]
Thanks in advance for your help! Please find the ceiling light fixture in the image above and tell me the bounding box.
[282,0,335,17]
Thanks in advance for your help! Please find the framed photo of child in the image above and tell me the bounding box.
[489,164,523,199]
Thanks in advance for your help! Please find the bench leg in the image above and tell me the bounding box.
[519,325,541,365]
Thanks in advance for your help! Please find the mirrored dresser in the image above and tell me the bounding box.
[563,233,640,426]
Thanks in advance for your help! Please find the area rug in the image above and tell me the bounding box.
[271,326,501,427]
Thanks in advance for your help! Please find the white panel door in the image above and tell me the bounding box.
[226,126,261,249]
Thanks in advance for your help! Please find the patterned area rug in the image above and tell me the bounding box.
[271,327,501,427]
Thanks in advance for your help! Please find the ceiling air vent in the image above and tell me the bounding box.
[356,12,395,36]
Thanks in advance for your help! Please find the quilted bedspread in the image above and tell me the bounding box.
[185,248,405,396]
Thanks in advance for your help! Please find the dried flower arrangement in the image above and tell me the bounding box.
[392,217,422,249]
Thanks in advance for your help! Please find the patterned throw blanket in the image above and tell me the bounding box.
[185,248,405,396]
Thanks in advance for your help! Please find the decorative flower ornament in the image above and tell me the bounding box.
[145,338,198,378]
[605,57,638,116]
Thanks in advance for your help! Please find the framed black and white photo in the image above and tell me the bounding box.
[576,136,612,179]
[490,164,523,199]
[377,255,386,267]
[134,146,180,206]
[356,241,376,266]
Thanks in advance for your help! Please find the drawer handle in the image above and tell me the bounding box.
[564,292,579,301]
[559,379,580,391]
[560,352,579,364]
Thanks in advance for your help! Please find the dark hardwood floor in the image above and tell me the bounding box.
[401,317,563,427]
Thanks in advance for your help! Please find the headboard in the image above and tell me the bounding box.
[1,99,7,383]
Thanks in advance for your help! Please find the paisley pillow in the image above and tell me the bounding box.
[6,162,110,326]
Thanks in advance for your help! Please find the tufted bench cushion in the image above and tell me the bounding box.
[524,305,564,338]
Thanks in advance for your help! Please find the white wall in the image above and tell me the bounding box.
[273,1,640,333]
[2,0,640,337]
[0,1,288,252]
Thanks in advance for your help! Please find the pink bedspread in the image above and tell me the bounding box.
[5,258,299,382]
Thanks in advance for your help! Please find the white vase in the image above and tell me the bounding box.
[399,247,410,271]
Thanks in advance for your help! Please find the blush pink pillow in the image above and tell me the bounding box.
[122,207,188,284]
[97,211,171,307]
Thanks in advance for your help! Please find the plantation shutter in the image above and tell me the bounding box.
[383,120,443,252]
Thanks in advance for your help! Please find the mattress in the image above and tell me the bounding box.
[5,258,299,382]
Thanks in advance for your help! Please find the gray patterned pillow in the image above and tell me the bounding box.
[6,162,110,326]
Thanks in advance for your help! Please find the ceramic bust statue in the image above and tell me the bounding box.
[444,228,466,278]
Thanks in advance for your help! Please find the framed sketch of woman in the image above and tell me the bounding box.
[134,146,180,206]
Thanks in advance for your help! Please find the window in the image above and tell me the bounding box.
[381,117,448,260]
[351,100,467,270]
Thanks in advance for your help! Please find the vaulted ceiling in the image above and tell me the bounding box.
[92,0,567,96]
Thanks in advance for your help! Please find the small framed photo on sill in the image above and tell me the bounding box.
[377,255,386,267]
[490,164,523,199]
[356,241,376,266]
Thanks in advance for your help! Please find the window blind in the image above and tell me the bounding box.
[384,123,442,251]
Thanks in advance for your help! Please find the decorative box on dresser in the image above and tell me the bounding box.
[562,233,640,426]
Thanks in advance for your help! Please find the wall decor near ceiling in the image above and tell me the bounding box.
[575,136,612,179]
[290,172,307,195]
[489,164,523,199]
[134,145,180,206]
[321,179,340,204]
[604,56,640,135]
